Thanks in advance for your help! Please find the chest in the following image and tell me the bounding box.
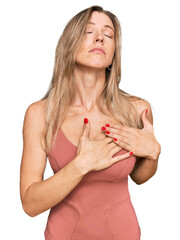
[48,108,136,181]
[61,110,121,147]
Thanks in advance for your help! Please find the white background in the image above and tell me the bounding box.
[0,0,179,239]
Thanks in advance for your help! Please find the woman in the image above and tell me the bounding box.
[20,5,161,240]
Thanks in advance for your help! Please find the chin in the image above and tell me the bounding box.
[86,61,106,69]
[88,64,106,70]
[75,59,107,70]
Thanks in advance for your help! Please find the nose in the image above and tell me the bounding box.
[94,32,104,44]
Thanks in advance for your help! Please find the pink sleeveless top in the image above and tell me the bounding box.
[44,127,141,240]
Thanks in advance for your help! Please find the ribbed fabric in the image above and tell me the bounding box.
[44,128,141,239]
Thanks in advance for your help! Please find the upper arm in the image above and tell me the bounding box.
[20,100,47,205]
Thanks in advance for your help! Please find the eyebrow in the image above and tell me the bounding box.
[87,21,115,32]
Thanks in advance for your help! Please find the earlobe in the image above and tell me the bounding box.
[108,64,112,70]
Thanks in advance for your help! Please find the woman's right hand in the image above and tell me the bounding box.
[75,118,132,173]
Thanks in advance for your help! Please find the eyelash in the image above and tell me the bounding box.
[85,32,112,39]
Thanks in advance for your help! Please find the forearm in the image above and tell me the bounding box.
[130,140,161,185]
[23,156,87,217]
[130,157,159,185]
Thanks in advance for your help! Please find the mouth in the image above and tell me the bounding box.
[89,48,105,55]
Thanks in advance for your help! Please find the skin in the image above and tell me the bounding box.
[20,11,161,218]
[20,11,122,217]
[71,11,161,184]
[102,110,160,161]
[59,11,120,146]
[72,11,115,112]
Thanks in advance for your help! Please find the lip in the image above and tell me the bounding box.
[89,47,105,55]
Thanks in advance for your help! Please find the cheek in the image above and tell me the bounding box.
[105,48,115,65]
[110,43,115,57]
[75,48,86,62]
[76,39,89,57]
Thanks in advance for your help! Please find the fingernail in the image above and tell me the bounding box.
[114,138,117,141]
[84,118,88,124]
[145,109,148,114]
[101,126,106,130]
[105,123,110,127]
[129,152,133,155]
[106,131,110,134]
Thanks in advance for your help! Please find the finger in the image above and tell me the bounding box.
[104,131,132,149]
[144,110,154,130]
[103,136,114,145]
[102,127,132,139]
[106,123,135,134]
[108,140,120,150]
[110,145,123,155]
[113,137,131,151]
[115,140,131,152]
[81,118,90,138]
[111,151,133,164]
[102,125,139,148]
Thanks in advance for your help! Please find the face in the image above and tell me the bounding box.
[75,11,115,70]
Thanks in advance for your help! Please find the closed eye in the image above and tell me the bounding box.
[105,35,112,39]
[85,32,112,38]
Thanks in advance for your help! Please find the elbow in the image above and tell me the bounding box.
[134,172,157,185]
[130,174,144,185]
[133,178,144,185]
[135,180,146,185]
[22,202,38,217]
[134,176,152,185]
[21,186,40,217]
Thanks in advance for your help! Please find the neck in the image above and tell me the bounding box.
[72,64,106,112]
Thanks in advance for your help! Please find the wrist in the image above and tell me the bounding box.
[147,143,161,161]
[73,155,90,176]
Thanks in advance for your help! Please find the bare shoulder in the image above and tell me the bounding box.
[23,99,47,133]
[25,98,47,117]
[130,97,153,125]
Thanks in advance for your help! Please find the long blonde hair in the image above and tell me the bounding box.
[40,5,145,154]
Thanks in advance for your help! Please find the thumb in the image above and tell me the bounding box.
[81,118,90,138]
[142,109,152,129]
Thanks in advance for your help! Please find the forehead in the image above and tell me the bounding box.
[88,11,114,31]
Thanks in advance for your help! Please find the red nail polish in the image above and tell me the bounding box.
[105,123,110,127]
[84,118,88,124]
[114,138,117,141]
[129,152,133,155]
[145,109,148,114]
[101,126,106,130]
[106,131,110,134]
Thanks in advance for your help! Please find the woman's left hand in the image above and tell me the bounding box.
[101,109,161,161]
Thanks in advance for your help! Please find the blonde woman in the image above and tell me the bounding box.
[20,5,161,240]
